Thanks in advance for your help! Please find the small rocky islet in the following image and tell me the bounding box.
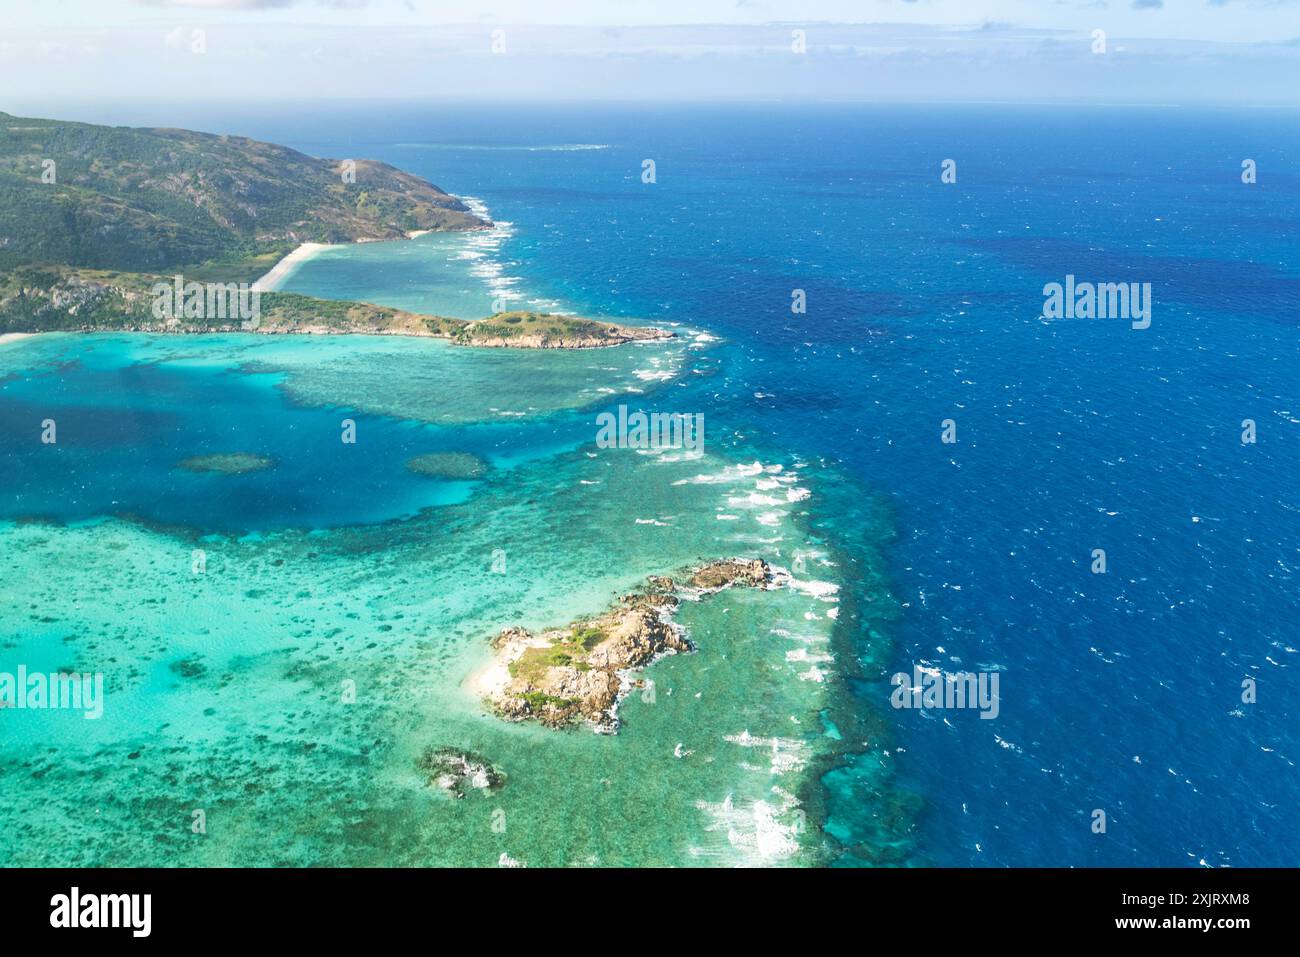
[416,746,507,799]
[478,558,776,732]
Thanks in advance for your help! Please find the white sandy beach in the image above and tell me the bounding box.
[0,332,38,346]
[251,242,333,292]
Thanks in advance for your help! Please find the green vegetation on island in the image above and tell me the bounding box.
[0,265,670,347]
[0,111,483,274]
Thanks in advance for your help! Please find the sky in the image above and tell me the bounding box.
[1,0,1298,106]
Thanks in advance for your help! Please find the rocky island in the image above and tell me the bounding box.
[476,558,776,732]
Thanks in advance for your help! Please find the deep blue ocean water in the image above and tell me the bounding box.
[13,102,1299,866]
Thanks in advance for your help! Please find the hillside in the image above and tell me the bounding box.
[0,111,486,273]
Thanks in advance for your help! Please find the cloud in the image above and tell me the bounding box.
[137,1,292,8]
[135,0,367,9]
[1131,0,1164,8]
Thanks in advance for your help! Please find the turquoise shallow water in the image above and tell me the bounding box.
[0,447,852,865]
[0,315,888,867]
[277,214,564,320]
[0,332,690,530]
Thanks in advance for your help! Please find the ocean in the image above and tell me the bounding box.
[1,103,1296,866]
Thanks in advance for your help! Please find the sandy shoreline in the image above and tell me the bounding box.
[0,332,38,346]
[252,231,430,293]
[251,242,334,292]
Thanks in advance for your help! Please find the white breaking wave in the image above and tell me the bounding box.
[723,731,809,775]
[455,196,564,314]
[693,789,804,864]
[458,196,528,311]
[786,577,840,600]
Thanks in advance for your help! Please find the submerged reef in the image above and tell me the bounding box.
[405,452,489,480]
[176,452,275,475]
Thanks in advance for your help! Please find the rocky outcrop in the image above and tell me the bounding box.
[417,746,506,798]
[483,607,684,731]
[479,558,774,732]
[689,558,771,591]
